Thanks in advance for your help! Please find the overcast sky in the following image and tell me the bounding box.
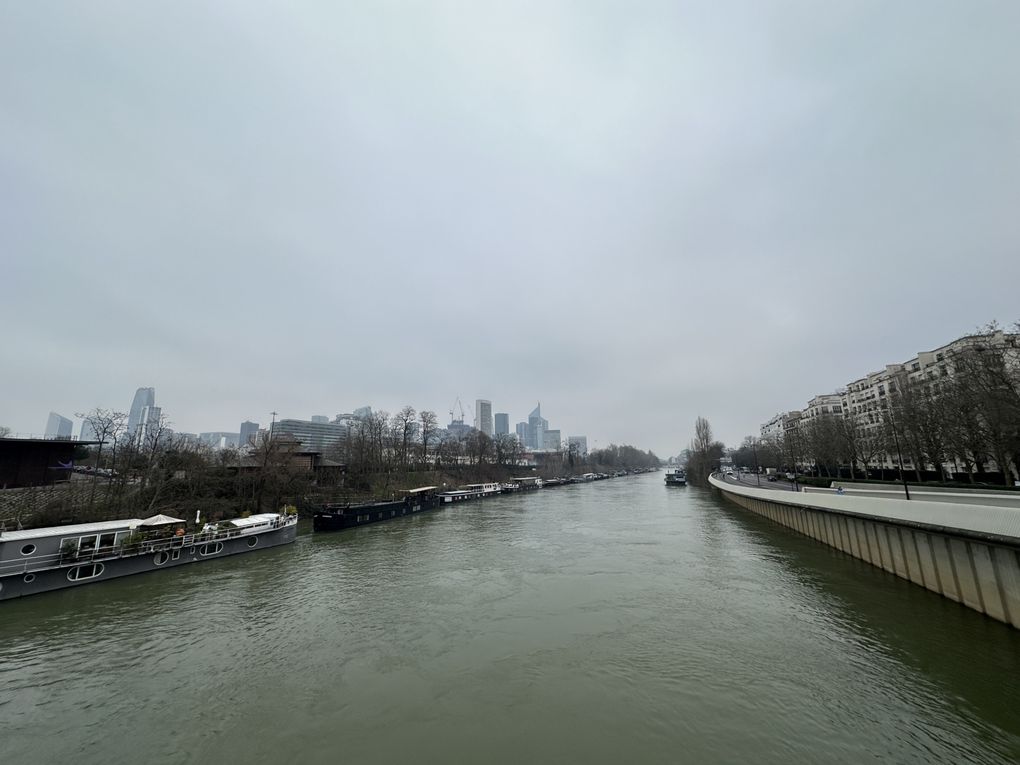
[3,2,1019,456]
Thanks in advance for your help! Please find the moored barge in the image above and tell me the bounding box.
[665,468,687,486]
[313,486,439,532]
[438,482,501,504]
[0,511,298,601]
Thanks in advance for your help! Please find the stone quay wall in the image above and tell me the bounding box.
[710,475,1020,630]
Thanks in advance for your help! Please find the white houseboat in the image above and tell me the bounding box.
[0,511,297,601]
[438,483,502,504]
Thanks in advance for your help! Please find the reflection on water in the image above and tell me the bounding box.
[1,477,1018,764]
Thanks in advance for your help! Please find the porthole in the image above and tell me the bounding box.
[247,537,258,548]
[154,551,170,566]
[23,573,35,584]
[21,544,36,556]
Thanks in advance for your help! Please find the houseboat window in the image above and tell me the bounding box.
[172,549,181,560]
[200,543,224,556]
[67,563,104,581]
[247,537,258,547]
[20,544,36,556]
[154,552,170,566]
[78,535,98,554]
[23,573,35,583]
[98,533,117,549]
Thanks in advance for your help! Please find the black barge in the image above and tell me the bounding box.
[313,486,440,532]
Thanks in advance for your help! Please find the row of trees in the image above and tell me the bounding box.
[337,407,528,478]
[587,444,661,471]
[731,325,1020,485]
[18,408,324,526]
[336,407,661,477]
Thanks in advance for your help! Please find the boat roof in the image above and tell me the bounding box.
[462,483,496,488]
[139,514,186,526]
[1,519,143,542]
[404,486,438,494]
[225,513,280,528]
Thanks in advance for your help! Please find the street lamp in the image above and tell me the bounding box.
[884,402,910,500]
[752,438,761,487]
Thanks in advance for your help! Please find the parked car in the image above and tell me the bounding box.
[785,472,795,481]
[767,475,778,482]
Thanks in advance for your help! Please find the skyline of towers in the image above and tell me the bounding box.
[33,390,585,454]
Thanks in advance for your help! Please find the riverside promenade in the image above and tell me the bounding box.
[710,473,1020,629]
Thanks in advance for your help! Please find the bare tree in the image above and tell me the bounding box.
[465,430,493,466]
[493,433,521,467]
[687,416,724,486]
[391,406,417,471]
[419,409,439,468]
[75,408,128,506]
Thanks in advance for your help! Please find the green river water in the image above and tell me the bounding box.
[1,473,1018,764]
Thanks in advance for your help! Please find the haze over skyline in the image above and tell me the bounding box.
[3,2,1019,456]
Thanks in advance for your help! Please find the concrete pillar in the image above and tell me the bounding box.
[845,518,860,558]
[914,533,941,595]
[991,547,1020,629]
[903,530,926,588]
[949,538,982,612]
[970,544,1005,622]
[931,535,961,603]
[876,525,895,575]
[889,527,911,580]
[865,523,883,569]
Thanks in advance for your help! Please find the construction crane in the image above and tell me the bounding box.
[449,397,466,425]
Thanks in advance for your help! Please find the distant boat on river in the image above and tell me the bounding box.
[665,469,687,486]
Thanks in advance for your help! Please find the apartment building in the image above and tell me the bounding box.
[761,329,1018,475]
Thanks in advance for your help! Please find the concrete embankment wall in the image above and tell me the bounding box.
[710,475,1020,629]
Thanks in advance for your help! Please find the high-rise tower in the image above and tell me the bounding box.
[474,399,493,437]
[527,403,547,450]
[127,387,155,436]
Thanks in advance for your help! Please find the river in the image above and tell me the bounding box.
[1,473,1018,764]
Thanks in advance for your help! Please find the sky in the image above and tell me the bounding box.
[2,1,1019,457]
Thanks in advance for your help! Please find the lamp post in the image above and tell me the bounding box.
[752,439,761,487]
[885,402,910,500]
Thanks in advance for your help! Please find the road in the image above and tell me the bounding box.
[719,471,801,492]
